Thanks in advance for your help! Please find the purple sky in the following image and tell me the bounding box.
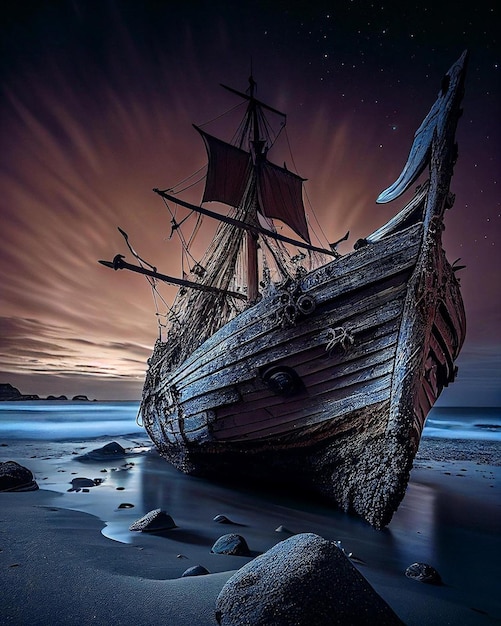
[1,1,499,404]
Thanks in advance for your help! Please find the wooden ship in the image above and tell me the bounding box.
[100,52,468,528]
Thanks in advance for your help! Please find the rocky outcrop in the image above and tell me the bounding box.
[215,533,402,625]
[0,383,93,402]
[0,384,39,401]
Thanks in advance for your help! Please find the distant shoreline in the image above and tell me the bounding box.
[0,383,94,402]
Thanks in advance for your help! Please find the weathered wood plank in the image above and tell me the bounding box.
[173,281,408,398]
[177,300,402,414]
[160,223,421,390]
[214,374,393,441]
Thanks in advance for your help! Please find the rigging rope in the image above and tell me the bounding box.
[161,197,199,267]
[283,127,332,252]
[169,164,206,193]
[198,101,246,128]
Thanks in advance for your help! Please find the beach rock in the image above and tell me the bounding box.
[67,477,103,492]
[129,509,176,532]
[275,525,293,534]
[213,514,234,524]
[118,502,134,509]
[0,461,39,492]
[181,565,210,577]
[405,562,442,585]
[215,533,402,625]
[79,441,126,461]
[211,534,250,556]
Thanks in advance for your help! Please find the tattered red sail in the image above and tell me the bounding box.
[195,126,310,244]
[195,127,250,208]
[257,161,309,243]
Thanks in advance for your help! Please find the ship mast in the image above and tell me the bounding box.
[247,75,260,302]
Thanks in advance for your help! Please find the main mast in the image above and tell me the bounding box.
[246,75,260,302]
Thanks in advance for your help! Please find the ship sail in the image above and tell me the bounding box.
[196,128,251,208]
[195,120,310,243]
[257,160,309,243]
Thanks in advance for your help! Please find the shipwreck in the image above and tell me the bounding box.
[100,52,468,527]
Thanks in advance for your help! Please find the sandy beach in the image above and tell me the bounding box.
[1,434,500,625]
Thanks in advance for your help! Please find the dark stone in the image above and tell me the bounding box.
[0,461,39,492]
[181,565,210,577]
[405,562,443,584]
[275,525,293,534]
[129,509,177,532]
[72,395,89,401]
[67,477,102,492]
[215,533,402,625]
[213,514,234,524]
[211,534,250,556]
[118,502,134,509]
[79,441,126,461]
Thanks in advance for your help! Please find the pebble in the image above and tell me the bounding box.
[275,525,293,534]
[213,514,233,524]
[405,562,442,584]
[181,565,210,577]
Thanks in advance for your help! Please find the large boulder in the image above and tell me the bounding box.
[215,533,402,625]
[0,461,39,492]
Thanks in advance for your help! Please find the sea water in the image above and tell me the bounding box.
[423,406,500,441]
[0,401,499,442]
[0,401,143,440]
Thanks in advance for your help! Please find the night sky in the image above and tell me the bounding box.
[1,1,499,403]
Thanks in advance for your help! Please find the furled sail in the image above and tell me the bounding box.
[195,126,310,243]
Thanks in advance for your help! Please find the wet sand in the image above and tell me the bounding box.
[1,435,500,625]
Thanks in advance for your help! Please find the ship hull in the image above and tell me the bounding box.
[141,201,465,527]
